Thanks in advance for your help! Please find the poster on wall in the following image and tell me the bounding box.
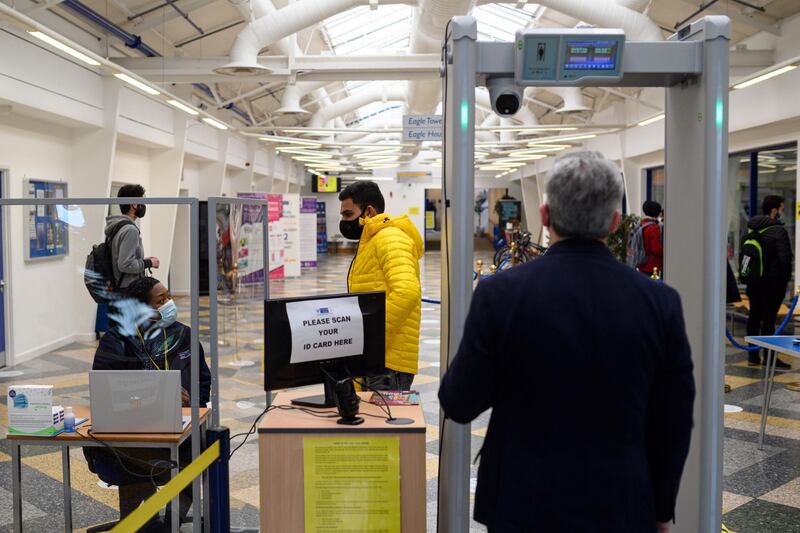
[233,201,264,286]
[268,194,285,280]
[316,201,328,254]
[282,194,301,278]
[238,193,285,282]
[300,197,318,268]
[24,179,69,261]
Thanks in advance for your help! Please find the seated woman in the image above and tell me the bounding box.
[84,276,211,532]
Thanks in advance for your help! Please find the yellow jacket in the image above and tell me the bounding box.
[348,213,423,375]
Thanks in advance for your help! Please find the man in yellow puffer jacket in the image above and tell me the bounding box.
[339,181,424,390]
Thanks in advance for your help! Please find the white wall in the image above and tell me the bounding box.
[0,115,97,362]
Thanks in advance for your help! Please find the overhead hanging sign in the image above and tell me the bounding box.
[285,297,365,364]
[402,114,443,142]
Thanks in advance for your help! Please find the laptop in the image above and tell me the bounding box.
[89,370,188,433]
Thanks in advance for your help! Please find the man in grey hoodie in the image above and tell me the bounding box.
[105,184,159,289]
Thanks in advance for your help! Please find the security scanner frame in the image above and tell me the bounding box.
[440,15,730,533]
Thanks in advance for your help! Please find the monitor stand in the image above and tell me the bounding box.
[291,374,337,409]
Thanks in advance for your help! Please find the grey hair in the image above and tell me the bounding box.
[546,151,624,240]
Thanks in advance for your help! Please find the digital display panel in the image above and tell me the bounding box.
[312,176,340,193]
[564,40,618,70]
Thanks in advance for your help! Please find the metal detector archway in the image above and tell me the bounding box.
[440,15,730,533]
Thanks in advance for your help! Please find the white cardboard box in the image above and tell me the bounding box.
[7,385,62,436]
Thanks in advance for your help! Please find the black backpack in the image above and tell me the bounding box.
[84,220,134,303]
[739,227,769,285]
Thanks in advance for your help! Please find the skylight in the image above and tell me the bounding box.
[323,5,412,55]
[474,3,542,42]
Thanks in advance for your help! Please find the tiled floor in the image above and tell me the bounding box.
[1,251,799,532]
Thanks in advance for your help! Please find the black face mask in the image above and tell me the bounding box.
[340,211,364,241]
[135,205,147,218]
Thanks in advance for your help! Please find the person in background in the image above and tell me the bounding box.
[84,277,211,532]
[106,184,160,289]
[339,181,423,391]
[745,195,793,368]
[638,200,664,276]
[439,151,695,533]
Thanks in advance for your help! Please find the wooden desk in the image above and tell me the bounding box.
[259,389,426,532]
[7,407,209,533]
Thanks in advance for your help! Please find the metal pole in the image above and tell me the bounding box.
[665,16,729,533]
[439,16,477,533]
[11,443,21,533]
[190,198,202,533]
[699,20,728,533]
[61,446,72,532]
[262,203,272,408]
[208,198,221,427]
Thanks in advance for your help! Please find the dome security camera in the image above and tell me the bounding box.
[487,77,522,116]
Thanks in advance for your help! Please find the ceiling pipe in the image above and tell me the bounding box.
[535,0,663,41]
[276,81,328,114]
[217,0,415,75]
[551,86,591,113]
[309,85,407,128]
[406,0,476,114]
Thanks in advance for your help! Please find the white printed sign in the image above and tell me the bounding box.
[402,114,443,142]
[286,297,365,364]
[282,194,301,278]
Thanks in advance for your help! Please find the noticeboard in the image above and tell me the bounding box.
[24,179,69,261]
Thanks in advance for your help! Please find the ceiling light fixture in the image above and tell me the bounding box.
[506,154,548,161]
[28,31,101,66]
[529,133,596,144]
[202,117,229,130]
[356,176,394,181]
[637,114,665,127]
[733,65,797,90]
[489,126,579,133]
[278,148,333,158]
[167,99,199,116]
[113,73,160,95]
[293,156,336,163]
[260,136,322,148]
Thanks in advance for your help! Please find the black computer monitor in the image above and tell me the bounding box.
[265,292,385,408]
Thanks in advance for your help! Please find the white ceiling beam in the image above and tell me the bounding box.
[124,0,217,32]
[115,54,441,83]
[669,0,781,37]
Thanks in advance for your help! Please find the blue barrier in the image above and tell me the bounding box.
[726,295,799,351]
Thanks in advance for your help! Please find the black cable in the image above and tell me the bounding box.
[350,377,394,421]
[80,427,175,490]
[228,404,341,459]
[228,405,273,459]
[437,20,454,533]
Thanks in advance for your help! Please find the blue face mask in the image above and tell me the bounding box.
[156,299,178,328]
[777,213,785,224]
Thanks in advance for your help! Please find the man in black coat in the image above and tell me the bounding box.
[744,195,793,367]
[85,277,211,532]
[439,151,695,533]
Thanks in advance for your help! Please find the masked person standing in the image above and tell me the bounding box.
[84,276,211,532]
[339,181,424,391]
[744,195,793,368]
[106,184,160,289]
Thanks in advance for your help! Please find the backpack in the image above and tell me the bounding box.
[84,220,134,303]
[739,228,769,285]
[626,221,657,269]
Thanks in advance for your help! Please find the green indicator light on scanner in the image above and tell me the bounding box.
[460,100,469,130]
[716,99,724,129]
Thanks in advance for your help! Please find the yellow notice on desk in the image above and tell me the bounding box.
[303,436,401,533]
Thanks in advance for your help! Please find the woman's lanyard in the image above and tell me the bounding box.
[136,328,169,370]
